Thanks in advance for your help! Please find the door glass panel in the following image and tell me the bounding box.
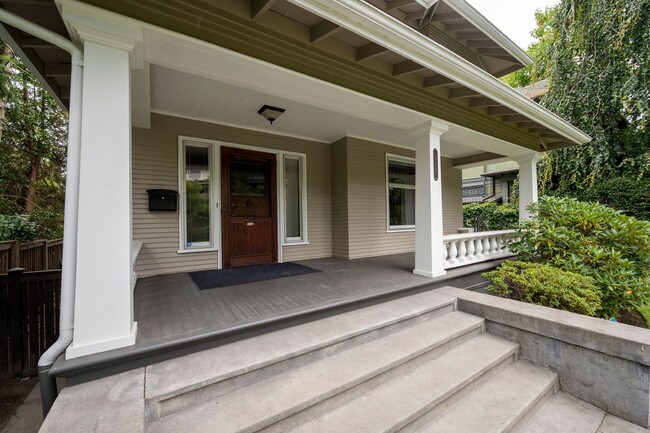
[284,157,301,239]
[185,145,211,246]
[231,159,267,197]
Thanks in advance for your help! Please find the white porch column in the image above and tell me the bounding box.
[515,153,541,220]
[412,120,448,278]
[66,30,142,358]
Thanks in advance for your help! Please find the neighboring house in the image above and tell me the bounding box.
[462,161,518,204]
[0,1,590,365]
[461,80,549,204]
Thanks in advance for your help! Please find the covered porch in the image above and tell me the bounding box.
[0,0,588,365]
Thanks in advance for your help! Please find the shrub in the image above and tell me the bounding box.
[0,214,38,241]
[462,202,519,231]
[509,196,650,318]
[483,261,601,316]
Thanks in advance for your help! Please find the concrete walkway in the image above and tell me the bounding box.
[0,384,42,433]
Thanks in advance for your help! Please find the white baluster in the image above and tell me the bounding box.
[489,236,498,256]
[466,236,475,261]
[483,237,491,257]
[474,237,483,259]
[457,239,467,263]
[448,240,458,265]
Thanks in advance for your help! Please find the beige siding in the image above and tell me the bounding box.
[331,139,349,259]
[132,113,331,277]
[441,157,463,233]
[333,137,462,260]
[346,138,414,259]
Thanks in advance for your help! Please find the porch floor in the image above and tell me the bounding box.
[134,253,497,346]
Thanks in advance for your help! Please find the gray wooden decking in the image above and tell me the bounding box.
[133,253,495,346]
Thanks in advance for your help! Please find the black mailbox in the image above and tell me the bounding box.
[147,189,178,211]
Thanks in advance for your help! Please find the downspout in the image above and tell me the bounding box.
[0,9,83,417]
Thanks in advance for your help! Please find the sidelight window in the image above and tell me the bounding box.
[387,156,416,231]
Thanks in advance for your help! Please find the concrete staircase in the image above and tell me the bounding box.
[141,291,624,433]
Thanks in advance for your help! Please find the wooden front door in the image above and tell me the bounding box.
[221,147,277,268]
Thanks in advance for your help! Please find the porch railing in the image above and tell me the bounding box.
[443,230,517,269]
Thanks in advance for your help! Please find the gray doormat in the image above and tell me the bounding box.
[189,262,320,290]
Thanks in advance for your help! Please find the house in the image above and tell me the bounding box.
[2,0,621,427]
[462,160,518,204]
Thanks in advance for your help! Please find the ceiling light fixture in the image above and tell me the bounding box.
[257,105,286,125]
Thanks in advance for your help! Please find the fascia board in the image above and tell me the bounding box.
[443,0,534,67]
[287,0,591,145]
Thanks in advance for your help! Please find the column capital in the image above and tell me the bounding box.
[513,152,542,164]
[409,119,449,138]
[61,1,144,54]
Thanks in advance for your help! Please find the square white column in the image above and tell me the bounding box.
[67,34,141,358]
[412,120,448,278]
[515,153,541,220]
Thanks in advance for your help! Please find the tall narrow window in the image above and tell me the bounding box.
[387,157,416,230]
[183,143,212,249]
[283,155,306,243]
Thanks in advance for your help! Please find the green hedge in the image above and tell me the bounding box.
[483,261,601,316]
[462,202,519,231]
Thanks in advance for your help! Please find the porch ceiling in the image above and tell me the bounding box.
[148,64,525,159]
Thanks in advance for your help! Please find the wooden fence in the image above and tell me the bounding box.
[0,268,61,376]
[0,239,63,274]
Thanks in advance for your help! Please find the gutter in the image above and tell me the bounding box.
[288,0,591,145]
[0,9,83,417]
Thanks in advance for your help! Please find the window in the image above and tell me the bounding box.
[180,141,214,250]
[387,156,416,231]
[283,154,307,243]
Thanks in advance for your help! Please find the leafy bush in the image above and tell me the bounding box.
[0,214,38,241]
[483,261,601,316]
[578,177,650,222]
[462,202,519,231]
[28,210,64,239]
[509,196,650,318]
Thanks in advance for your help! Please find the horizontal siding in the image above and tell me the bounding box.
[344,137,462,259]
[441,157,463,234]
[346,138,415,259]
[330,139,349,259]
[132,113,331,277]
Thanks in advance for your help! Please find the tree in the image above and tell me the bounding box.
[502,0,650,204]
[0,40,67,236]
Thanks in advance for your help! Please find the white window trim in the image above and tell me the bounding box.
[281,153,309,246]
[177,137,219,254]
[177,136,309,265]
[386,153,416,233]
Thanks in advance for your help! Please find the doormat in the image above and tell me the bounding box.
[189,262,320,290]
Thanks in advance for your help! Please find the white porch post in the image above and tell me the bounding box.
[515,153,541,220]
[66,30,142,358]
[412,120,448,278]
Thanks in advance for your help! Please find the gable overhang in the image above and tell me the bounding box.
[288,0,590,147]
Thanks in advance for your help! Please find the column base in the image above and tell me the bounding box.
[413,268,447,279]
[66,322,137,359]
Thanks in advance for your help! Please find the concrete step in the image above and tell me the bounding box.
[144,290,456,421]
[414,360,558,433]
[146,311,486,433]
[509,392,606,433]
[276,334,518,433]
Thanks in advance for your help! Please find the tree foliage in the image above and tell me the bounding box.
[0,40,67,236]
[502,0,650,198]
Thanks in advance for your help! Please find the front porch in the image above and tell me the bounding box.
[135,253,502,346]
[48,253,506,384]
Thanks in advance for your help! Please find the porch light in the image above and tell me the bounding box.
[257,105,286,125]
